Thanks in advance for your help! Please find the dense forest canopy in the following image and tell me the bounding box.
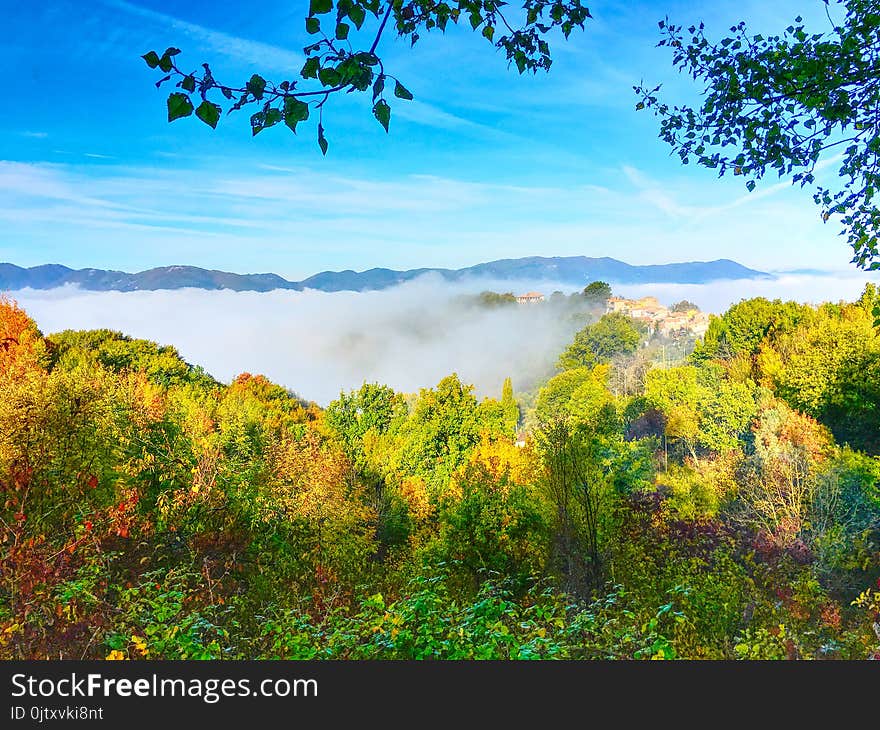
[2,286,879,659]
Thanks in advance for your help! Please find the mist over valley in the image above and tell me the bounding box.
[9,269,877,404]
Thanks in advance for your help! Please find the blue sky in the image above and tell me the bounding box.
[0,0,858,279]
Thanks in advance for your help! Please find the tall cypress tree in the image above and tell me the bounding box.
[501,376,520,435]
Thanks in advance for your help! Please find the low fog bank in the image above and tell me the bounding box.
[10,276,575,404]
[9,271,878,405]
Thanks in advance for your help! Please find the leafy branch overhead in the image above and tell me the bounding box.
[634,0,880,270]
[143,0,592,154]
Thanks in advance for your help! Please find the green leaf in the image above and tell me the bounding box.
[349,5,365,29]
[181,75,196,92]
[373,99,391,132]
[283,97,310,132]
[393,80,413,100]
[195,100,221,129]
[306,17,320,34]
[301,57,320,79]
[157,54,173,73]
[284,96,309,122]
[264,108,282,128]
[309,0,332,15]
[482,25,494,42]
[250,111,265,136]
[247,74,267,100]
[336,22,350,40]
[318,67,340,86]
[356,52,380,66]
[167,92,194,122]
[372,75,385,100]
[142,51,161,69]
[318,122,328,155]
[163,47,182,58]
[746,180,756,192]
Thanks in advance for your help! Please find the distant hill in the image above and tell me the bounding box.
[0,257,770,293]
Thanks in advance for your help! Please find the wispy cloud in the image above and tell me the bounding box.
[0,153,850,275]
[20,131,49,139]
[100,0,302,70]
[394,100,523,143]
[621,159,843,225]
[0,161,121,210]
[622,165,703,219]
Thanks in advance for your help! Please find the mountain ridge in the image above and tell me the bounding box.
[0,256,771,293]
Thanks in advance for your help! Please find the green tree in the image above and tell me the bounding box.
[698,377,758,454]
[582,281,612,305]
[763,293,880,453]
[644,364,757,459]
[325,382,404,463]
[501,376,520,434]
[142,0,592,153]
[437,468,549,585]
[536,417,616,597]
[671,300,700,313]
[644,366,701,459]
[396,374,492,490]
[477,291,517,308]
[692,298,809,362]
[636,1,880,268]
[325,382,408,549]
[558,312,641,370]
[50,329,219,390]
[536,365,614,425]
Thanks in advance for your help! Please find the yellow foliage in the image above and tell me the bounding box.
[131,635,149,656]
[656,452,742,519]
[259,429,378,575]
[398,476,434,522]
[726,352,754,383]
[665,405,699,440]
[755,342,784,390]
[453,434,538,496]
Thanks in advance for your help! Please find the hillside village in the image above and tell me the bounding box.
[605,295,710,337]
[513,289,711,338]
